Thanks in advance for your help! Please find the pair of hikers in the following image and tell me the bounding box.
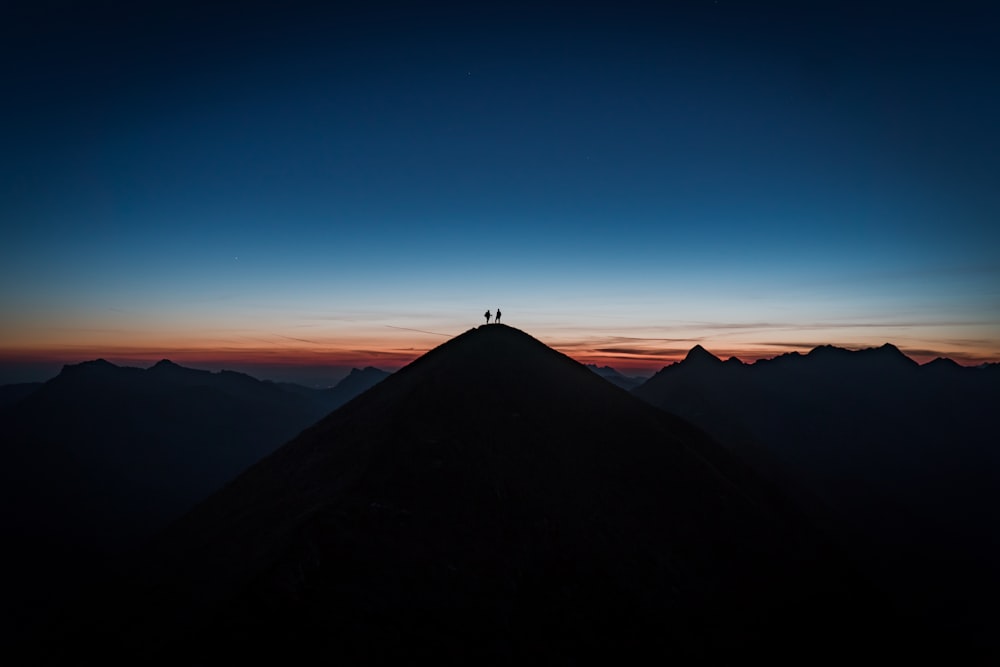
[484,308,501,324]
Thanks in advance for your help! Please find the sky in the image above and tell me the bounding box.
[2,1,999,385]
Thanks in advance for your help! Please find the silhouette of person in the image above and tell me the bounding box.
[484,309,491,324]
[495,308,501,324]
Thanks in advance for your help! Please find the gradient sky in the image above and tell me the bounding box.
[3,1,999,384]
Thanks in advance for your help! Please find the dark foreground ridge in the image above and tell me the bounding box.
[66,325,911,662]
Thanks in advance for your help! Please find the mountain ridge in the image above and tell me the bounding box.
[643,342,987,381]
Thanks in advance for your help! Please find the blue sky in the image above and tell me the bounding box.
[2,1,998,384]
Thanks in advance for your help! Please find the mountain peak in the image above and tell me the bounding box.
[82,358,117,369]
[148,359,214,380]
[59,358,119,376]
[856,342,918,367]
[348,366,385,376]
[870,342,904,356]
[807,344,846,357]
[586,363,644,390]
[805,343,916,368]
[927,356,959,366]
[586,363,623,376]
[327,366,391,398]
[382,324,589,392]
[151,359,180,370]
[684,344,723,365]
[923,356,962,371]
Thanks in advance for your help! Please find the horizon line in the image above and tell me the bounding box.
[1,335,997,386]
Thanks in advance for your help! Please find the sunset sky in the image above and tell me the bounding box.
[3,2,998,385]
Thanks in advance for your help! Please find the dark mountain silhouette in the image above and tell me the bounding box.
[0,359,385,642]
[322,365,391,405]
[923,356,962,372]
[275,366,390,413]
[585,363,646,389]
[633,343,1000,656]
[1,359,376,543]
[683,343,725,366]
[0,381,42,409]
[70,326,912,663]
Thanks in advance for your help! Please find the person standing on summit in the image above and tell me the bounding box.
[484,309,491,324]
[495,308,501,324]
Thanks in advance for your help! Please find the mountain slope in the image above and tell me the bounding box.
[96,326,901,663]
[585,363,646,389]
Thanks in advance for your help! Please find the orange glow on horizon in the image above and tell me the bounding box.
[0,344,426,371]
[2,336,996,380]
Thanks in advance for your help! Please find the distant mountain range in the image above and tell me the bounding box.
[585,363,647,390]
[0,360,387,639]
[51,326,908,663]
[633,342,1000,651]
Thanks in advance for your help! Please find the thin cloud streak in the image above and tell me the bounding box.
[384,325,452,337]
[659,320,994,332]
[273,334,323,345]
[593,347,685,358]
